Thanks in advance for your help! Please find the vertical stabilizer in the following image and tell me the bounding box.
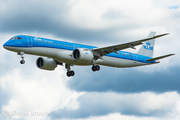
[137,32,156,57]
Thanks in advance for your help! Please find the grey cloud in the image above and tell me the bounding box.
[50,92,175,119]
[0,0,138,44]
[68,65,180,93]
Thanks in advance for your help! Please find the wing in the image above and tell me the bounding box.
[92,33,169,59]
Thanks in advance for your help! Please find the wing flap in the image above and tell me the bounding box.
[146,54,175,61]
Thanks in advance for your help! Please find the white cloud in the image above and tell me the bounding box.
[72,112,177,120]
[0,68,84,120]
[65,0,167,32]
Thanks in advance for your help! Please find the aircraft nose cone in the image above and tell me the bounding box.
[3,40,13,49]
[3,43,8,49]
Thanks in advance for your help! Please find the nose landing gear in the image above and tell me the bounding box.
[18,52,25,64]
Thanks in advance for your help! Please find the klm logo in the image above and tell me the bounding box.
[146,41,151,45]
[143,41,153,51]
[85,52,88,55]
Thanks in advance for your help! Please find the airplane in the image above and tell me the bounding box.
[3,32,175,77]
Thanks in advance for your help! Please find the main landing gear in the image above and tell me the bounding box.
[18,52,25,64]
[66,71,75,77]
[92,65,100,72]
[65,64,75,77]
[91,59,100,72]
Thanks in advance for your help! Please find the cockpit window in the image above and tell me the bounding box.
[10,37,21,40]
[17,37,21,40]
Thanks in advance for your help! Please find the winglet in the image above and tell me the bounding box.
[146,54,175,61]
[154,33,169,38]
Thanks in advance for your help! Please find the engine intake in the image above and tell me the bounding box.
[72,48,94,62]
[36,57,57,70]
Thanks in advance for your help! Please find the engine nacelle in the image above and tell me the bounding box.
[72,48,94,62]
[36,57,57,70]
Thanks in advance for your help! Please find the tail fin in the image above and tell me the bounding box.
[137,32,156,57]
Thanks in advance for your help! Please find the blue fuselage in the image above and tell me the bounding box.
[3,35,156,67]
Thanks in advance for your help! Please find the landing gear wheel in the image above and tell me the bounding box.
[92,65,100,72]
[70,71,75,76]
[67,71,71,77]
[95,65,100,71]
[20,60,25,64]
[92,66,96,72]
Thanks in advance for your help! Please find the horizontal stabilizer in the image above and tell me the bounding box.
[146,54,175,61]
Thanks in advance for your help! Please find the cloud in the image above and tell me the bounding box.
[0,61,84,120]
[169,6,179,9]
[67,64,180,93]
[0,0,180,120]
[0,0,178,44]
[71,113,159,120]
[51,91,180,119]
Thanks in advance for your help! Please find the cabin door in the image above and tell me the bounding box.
[27,36,32,46]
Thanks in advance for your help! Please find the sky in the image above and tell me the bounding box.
[0,0,180,120]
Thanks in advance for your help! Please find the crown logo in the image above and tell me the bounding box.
[146,41,151,46]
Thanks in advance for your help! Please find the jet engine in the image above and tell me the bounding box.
[72,48,94,62]
[36,57,57,70]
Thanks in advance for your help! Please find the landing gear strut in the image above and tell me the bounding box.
[18,52,25,64]
[65,64,75,77]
